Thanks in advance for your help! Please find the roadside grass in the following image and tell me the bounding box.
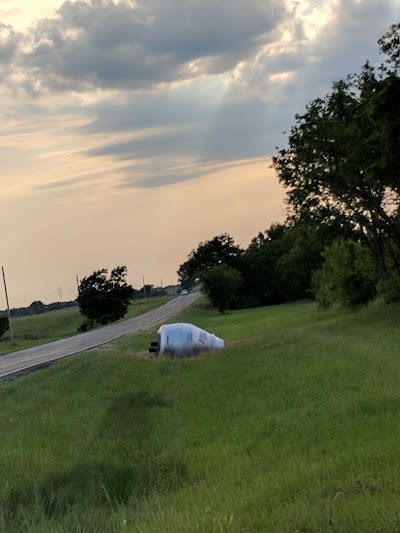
[0,296,172,356]
[1,299,400,531]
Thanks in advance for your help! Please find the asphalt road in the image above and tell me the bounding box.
[0,293,200,380]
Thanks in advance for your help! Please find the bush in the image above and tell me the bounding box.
[377,274,400,304]
[312,239,377,308]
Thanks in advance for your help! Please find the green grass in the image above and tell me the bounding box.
[1,298,400,531]
[0,296,172,356]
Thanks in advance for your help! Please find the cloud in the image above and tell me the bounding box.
[0,22,21,85]
[118,169,208,189]
[79,78,221,134]
[13,0,286,93]
[69,0,397,189]
[1,0,397,193]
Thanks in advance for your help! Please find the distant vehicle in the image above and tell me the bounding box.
[180,289,188,295]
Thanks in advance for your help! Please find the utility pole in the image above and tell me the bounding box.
[2,266,15,345]
[58,287,62,301]
[76,275,80,293]
[143,276,147,299]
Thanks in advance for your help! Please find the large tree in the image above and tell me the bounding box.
[272,24,400,280]
[77,266,134,330]
[177,233,243,290]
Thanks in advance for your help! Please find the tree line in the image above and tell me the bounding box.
[178,23,400,313]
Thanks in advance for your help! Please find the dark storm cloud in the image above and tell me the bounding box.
[17,0,286,92]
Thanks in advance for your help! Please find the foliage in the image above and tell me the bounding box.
[149,287,168,297]
[6,301,77,318]
[272,39,400,282]
[77,266,134,330]
[242,223,288,306]
[0,316,9,339]
[200,265,243,313]
[177,234,243,289]
[29,301,46,314]
[377,273,400,304]
[241,220,345,306]
[378,22,400,72]
[312,239,377,308]
[276,222,343,301]
[142,284,153,298]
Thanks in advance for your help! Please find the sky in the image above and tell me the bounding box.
[0,0,399,307]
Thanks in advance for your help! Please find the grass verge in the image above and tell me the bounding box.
[0,298,400,531]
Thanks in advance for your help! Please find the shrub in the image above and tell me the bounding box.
[312,239,377,308]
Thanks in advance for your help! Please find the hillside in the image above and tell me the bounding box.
[0,298,400,531]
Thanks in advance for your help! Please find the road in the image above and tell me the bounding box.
[0,293,200,380]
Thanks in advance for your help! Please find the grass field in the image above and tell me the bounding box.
[0,298,400,531]
[0,296,172,356]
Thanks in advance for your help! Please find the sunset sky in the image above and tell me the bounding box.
[0,0,398,306]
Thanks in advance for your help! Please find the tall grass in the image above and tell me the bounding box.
[0,299,400,531]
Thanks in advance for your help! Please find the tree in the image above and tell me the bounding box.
[242,223,288,306]
[378,23,400,73]
[177,234,243,289]
[272,29,400,282]
[200,265,243,314]
[0,316,9,339]
[29,301,46,315]
[240,220,342,306]
[77,266,134,330]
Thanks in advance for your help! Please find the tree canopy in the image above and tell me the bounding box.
[77,266,134,330]
[272,23,400,282]
[177,234,243,290]
[29,301,46,314]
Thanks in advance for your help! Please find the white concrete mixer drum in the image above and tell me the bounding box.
[149,323,224,357]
